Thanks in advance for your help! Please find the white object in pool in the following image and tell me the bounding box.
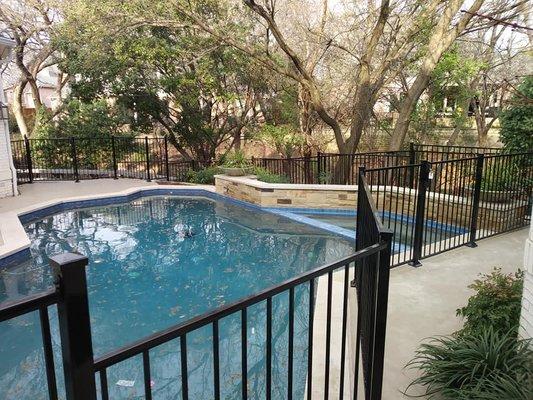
[116,380,135,387]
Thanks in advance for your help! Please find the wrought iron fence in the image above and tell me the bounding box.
[0,177,393,400]
[0,288,60,399]
[251,156,318,184]
[11,136,195,183]
[411,143,501,163]
[11,137,506,186]
[364,151,532,267]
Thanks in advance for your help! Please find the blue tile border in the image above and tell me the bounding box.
[266,208,410,253]
[0,248,31,268]
[18,189,272,225]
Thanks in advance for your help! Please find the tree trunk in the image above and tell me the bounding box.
[233,130,242,151]
[389,71,431,150]
[388,0,485,150]
[12,82,29,137]
[446,97,470,145]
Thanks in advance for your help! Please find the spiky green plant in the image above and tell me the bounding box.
[405,329,533,399]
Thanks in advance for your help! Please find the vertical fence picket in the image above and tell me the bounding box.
[144,136,151,182]
[111,136,118,179]
[70,137,79,182]
[24,135,34,183]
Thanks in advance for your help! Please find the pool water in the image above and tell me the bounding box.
[0,196,353,400]
[295,212,457,250]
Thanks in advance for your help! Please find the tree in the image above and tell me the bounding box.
[387,0,486,150]
[0,0,60,137]
[55,0,268,164]
[499,76,533,153]
[172,1,523,156]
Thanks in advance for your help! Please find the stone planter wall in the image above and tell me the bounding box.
[215,175,357,209]
[215,175,529,232]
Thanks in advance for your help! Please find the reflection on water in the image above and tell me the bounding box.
[0,196,353,400]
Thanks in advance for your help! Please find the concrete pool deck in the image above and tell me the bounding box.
[382,227,528,399]
[0,180,212,247]
[0,180,529,399]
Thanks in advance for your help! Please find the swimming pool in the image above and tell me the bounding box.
[0,195,353,399]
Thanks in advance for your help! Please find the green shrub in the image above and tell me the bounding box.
[220,150,251,168]
[254,167,289,183]
[318,171,333,184]
[456,268,523,336]
[405,329,533,399]
[186,166,220,184]
[480,164,519,191]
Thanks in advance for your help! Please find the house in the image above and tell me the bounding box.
[3,66,63,112]
[0,36,17,198]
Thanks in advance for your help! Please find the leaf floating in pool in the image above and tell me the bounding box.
[169,305,181,316]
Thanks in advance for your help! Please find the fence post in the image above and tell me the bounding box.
[317,152,322,183]
[70,137,79,182]
[304,153,311,184]
[144,136,151,182]
[111,136,118,179]
[409,160,430,267]
[467,154,484,247]
[369,229,393,400]
[351,166,366,288]
[408,142,416,189]
[49,253,97,400]
[164,136,170,181]
[24,135,34,183]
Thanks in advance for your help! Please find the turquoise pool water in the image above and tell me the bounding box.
[0,196,353,399]
[294,212,459,251]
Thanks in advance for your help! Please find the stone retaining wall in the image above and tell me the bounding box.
[215,175,357,209]
[215,175,528,232]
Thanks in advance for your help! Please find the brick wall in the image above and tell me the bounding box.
[520,221,533,339]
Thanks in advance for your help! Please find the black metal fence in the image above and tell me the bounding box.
[364,151,532,267]
[11,137,505,186]
[0,177,394,400]
[11,136,195,183]
[411,143,501,163]
[251,156,318,184]
[251,146,503,185]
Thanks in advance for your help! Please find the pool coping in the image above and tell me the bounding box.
[0,185,357,268]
